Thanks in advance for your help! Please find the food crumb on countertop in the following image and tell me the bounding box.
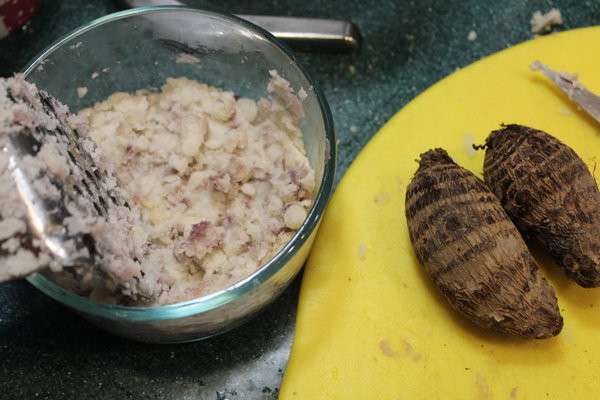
[91,72,99,79]
[467,30,477,41]
[531,8,563,34]
[349,125,358,133]
[175,53,200,64]
[76,86,88,98]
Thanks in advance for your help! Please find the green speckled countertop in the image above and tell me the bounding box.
[1,1,599,399]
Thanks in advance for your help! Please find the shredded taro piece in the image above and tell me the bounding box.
[531,61,600,124]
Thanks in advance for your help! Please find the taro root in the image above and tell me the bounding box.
[484,124,600,288]
[406,148,562,338]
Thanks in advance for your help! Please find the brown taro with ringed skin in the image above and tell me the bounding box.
[405,148,562,338]
[484,124,600,288]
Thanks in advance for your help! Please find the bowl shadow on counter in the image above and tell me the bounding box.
[407,246,566,365]
[2,274,301,379]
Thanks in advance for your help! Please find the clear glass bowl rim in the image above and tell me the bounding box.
[22,6,336,322]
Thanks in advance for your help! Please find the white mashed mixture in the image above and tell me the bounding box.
[71,71,315,304]
[1,72,315,306]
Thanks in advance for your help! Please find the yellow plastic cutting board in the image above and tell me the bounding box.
[281,27,600,400]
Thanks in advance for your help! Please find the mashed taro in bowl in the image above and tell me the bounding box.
[1,71,315,306]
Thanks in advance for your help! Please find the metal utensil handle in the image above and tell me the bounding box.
[123,0,361,53]
[238,15,360,53]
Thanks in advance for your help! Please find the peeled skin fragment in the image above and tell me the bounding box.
[405,148,562,339]
[484,124,600,288]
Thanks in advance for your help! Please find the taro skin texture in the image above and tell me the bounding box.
[406,148,562,338]
[484,124,600,288]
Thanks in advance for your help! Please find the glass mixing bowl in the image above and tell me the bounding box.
[23,6,335,343]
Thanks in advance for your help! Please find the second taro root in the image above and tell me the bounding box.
[406,149,562,338]
[484,124,600,288]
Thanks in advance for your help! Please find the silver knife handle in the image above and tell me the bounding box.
[123,0,361,53]
[237,15,360,53]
